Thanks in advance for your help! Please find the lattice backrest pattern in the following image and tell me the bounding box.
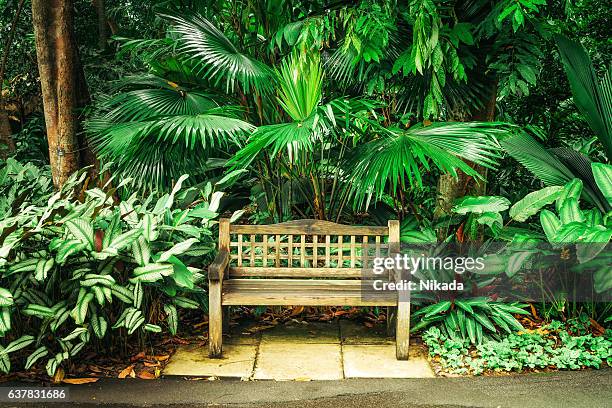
[219,219,400,278]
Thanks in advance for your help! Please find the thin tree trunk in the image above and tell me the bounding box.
[32,0,82,187]
[0,0,27,159]
[433,80,498,229]
[94,0,108,51]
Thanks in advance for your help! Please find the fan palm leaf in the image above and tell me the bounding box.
[91,113,254,191]
[348,122,505,208]
[162,13,275,93]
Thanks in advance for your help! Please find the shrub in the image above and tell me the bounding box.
[0,168,220,376]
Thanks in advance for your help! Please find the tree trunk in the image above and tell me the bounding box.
[0,0,27,159]
[94,0,108,51]
[32,0,93,188]
[433,80,498,230]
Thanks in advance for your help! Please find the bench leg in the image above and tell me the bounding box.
[209,280,223,358]
[395,301,411,360]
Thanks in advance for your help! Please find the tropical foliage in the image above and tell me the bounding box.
[0,165,222,375]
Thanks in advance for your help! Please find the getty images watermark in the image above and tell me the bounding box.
[371,253,485,292]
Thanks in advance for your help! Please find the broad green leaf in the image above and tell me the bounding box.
[509,186,563,222]
[559,198,585,224]
[157,238,198,262]
[131,263,174,283]
[453,196,510,215]
[556,179,583,212]
[540,209,561,243]
[0,288,13,307]
[164,304,178,335]
[65,218,94,249]
[1,335,35,355]
[22,304,55,319]
[25,346,48,370]
[592,162,612,206]
[172,296,199,309]
[144,323,162,333]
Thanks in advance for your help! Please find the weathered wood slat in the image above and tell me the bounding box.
[228,267,370,278]
[222,291,396,306]
[230,219,389,235]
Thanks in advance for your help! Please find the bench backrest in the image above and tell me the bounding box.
[218,219,399,279]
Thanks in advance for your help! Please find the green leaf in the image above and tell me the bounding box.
[164,304,178,335]
[132,236,151,266]
[25,346,48,370]
[22,304,55,319]
[157,238,198,262]
[66,218,94,250]
[81,274,116,287]
[0,288,13,307]
[144,323,162,333]
[509,186,563,222]
[560,198,585,224]
[1,335,35,355]
[107,229,143,252]
[34,258,55,282]
[172,297,200,309]
[416,301,451,318]
[540,209,561,243]
[133,281,143,309]
[130,263,174,283]
[91,315,108,339]
[56,240,87,264]
[592,163,612,206]
[556,179,583,212]
[453,196,510,215]
[111,284,134,303]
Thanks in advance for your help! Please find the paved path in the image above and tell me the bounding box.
[2,369,611,408]
[164,320,434,379]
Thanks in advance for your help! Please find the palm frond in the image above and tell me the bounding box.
[556,35,612,158]
[277,53,323,121]
[501,131,609,211]
[90,113,254,192]
[229,121,316,169]
[348,122,504,208]
[162,13,275,93]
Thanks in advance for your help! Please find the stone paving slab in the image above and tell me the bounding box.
[163,344,257,378]
[339,319,393,344]
[253,342,343,380]
[259,321,340,344]
[342,344,434,378]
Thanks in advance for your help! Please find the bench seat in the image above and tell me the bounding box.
[222,279,396,306]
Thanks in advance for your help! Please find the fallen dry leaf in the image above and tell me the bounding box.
[130,352,146,362]
[150,355,170,361]
[118,364,135,379]
[143,362,159,368]
[137,370,156,380]
[63,378,99,384]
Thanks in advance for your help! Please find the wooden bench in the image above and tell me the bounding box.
[207,219,411,359]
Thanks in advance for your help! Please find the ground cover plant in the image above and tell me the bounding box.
[423,316,612,375]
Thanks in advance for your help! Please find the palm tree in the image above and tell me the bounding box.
[88,9,510,222]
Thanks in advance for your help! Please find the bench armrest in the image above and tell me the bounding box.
[208,250,229,281]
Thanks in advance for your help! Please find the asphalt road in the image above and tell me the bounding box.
[2,368,611,408]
